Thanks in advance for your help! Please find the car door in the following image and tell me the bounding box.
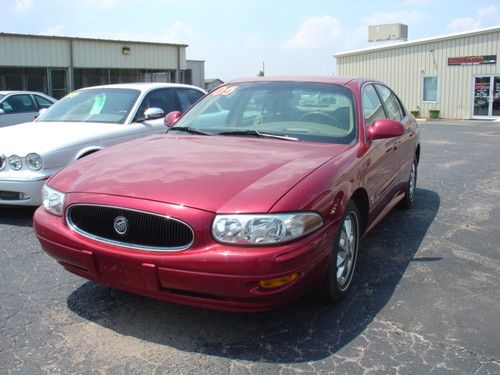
[361,83,400,215]
[373,84,414,193]
[131,88,183,137]
[0,94,38,127]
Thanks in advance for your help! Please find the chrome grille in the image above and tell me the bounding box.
[67,204,194,251]
[0,155,5,170]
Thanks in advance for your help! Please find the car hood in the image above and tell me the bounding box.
[51,135,350,213]
[0,121,125,156]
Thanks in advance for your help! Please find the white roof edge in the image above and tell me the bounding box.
[334,25,500,57]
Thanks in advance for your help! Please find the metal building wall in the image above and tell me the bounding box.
[72,40,184,69]
[336,28,500,119]
[186,60,205,88]
[0,34,70,67]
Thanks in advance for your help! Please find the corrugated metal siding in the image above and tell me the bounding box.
[0,35,70,67]
[72,40,181,69]
[336,29,500,119]
[186,60,205,88]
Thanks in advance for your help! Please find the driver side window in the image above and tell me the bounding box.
[362,84,386,126]
[136,89,180,120]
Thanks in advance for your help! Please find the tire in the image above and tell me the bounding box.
[320,200,360,302]
[400,158,417,209]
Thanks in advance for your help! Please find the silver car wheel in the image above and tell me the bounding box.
[336,213,358,291]
[409,161,416,201]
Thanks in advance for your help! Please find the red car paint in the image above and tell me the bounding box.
[34,77,420,312]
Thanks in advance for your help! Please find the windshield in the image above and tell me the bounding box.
[172,81,357,144]
[37,88,140,124]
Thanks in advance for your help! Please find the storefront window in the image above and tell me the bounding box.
[423,76,438,102]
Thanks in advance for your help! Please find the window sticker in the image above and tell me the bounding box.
[90,93,106,115]
[211,86,238,96]
[66,92,79,99]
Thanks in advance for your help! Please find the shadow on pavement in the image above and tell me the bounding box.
[67,188,440,363]
[0,206,36,227]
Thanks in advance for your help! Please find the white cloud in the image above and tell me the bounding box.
[80,0,118,9]
[163,21,200,43]
[15,0,32,12]
[405,0,433,5]
[41,25,64,36]
[282,15,342,49]
[339,10,429,52]
[446,5,500,33]
[74,22,199,45]
[363,10,428,25]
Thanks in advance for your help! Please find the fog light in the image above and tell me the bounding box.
[19,193,30,200]
[258,272,298,289]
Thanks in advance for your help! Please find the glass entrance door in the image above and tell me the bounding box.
[493,76,500,117]
[473,75,500,118]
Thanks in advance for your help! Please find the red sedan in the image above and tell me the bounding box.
[34,77,420,312]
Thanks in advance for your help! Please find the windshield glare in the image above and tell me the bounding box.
[37,88,140,124]
[173,82,357,144]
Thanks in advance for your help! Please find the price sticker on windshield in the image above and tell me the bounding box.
[212,86,238,96]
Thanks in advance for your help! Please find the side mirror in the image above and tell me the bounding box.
[35,108,48,119]
[0,109,5,115]
[164,111,182,127]
[140,107,165,121]
[367,119,405,141]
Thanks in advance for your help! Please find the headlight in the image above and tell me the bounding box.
[42,185,66,216]
[212,212,323,245]
[8,155,23,170]
[25,153,43,170]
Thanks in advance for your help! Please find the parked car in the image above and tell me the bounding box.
[34,77,420,312]
[0,91,56,128]
[0,82,205,206]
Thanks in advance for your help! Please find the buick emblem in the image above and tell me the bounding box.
[113,216,128,236]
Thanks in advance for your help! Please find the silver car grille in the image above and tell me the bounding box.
[0,154,5,170]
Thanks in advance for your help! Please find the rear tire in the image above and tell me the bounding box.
[400,158,417,209]
[320,200,360,302]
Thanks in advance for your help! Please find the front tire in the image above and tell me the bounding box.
[320,201,360,302]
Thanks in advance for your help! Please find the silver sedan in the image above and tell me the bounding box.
[0,82,205,206]
[0,91,57,127]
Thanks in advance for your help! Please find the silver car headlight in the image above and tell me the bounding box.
[8,155,23,170]
[212,212,323,245]
[42,185,66,216]
[25,153,43,170]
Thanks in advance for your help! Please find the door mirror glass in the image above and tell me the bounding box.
[367,119,404,141]
[143,107,165,120]
[164,111,182,127]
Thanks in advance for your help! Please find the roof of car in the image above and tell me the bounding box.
[0,90,48,96]
[227,76,369,86]
[78,82,206,92]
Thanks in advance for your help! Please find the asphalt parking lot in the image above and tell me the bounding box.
[1,120,499,374]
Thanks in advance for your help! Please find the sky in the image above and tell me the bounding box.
[1,0,500,81]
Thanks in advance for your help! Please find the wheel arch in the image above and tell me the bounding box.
[349,188,369,235]
[74,147,103,160]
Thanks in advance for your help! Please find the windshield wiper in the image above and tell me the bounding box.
[217,130,300,141]
[169,127,213,136]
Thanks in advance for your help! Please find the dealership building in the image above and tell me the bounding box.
[335,26,500,119]
[0,32,205,99]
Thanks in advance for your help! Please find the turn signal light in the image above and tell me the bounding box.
[258,272,298,289]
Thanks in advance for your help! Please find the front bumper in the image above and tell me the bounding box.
[0,177,47,206]
[34,193,336,312]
